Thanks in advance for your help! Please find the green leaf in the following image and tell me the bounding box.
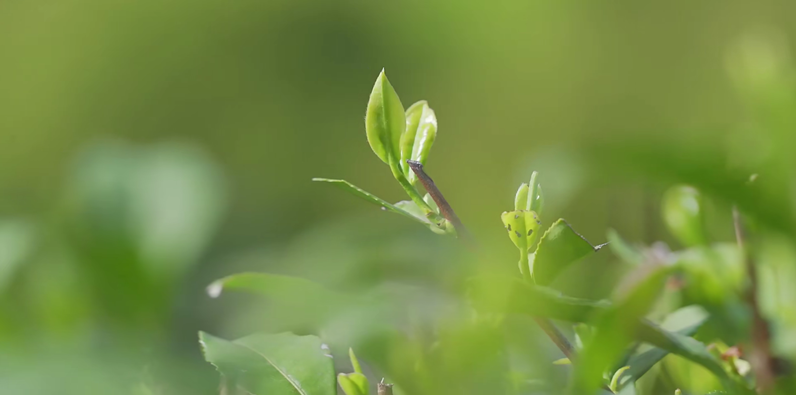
[468,276,750,394]
[607,229,645,266]
[532,219,603,286]
[349,348,364,374]
[552,357,571,365]
[662,185,707,246]
[402,103,437,186]
[527,171,544,215]
[365,70,405,166]
[311,178,426,225]
[620,306,708,384]
[338,373,368,395]
[573,264,674,393]
[514,183,529,211]
[206,272,351,328]
[199,331,336,395]
[206,272,345,302]
[400,101,426,176]
[500,210,542,252]
[610,366,631,393]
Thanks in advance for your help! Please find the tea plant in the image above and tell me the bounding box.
[199,70,775,395]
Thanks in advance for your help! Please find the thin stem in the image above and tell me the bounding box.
[733,207,775,393]
[534,316,576,361]
[377,379,394,395]
[390,159,435,215]
[406,160,471,241]
[519,250,532,282]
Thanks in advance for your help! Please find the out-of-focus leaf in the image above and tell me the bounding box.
[349,348,364,375]
[532,219,604,286]
[662,185,707,247]
[607,229,645,266]
[365,70,405,166]
[338,373,368,395]
[610,366,630,392]
[312,178,424,224]
[619,306,709,384]
[199,331,335,395]
[69,141,227,278]
[207,272,345,302]
[573,264,673,393]
[0,220,35,292]
[207,273,352,329]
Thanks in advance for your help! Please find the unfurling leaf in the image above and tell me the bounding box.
[401,102,437,185]
[514,183,529,212]
[610,366,630,392]
[527,171,544,215]
[661,185,707,246]
[338,373,368,395]
[501,210,542,252]
[366,70,405,167]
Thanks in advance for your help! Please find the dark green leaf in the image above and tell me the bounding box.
[199,331,336,395]
[532,219,603,286]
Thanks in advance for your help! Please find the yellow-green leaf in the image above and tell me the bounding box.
[500,210,541,252]
[365,70,405,166]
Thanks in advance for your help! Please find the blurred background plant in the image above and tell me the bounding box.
[2,1,796,394]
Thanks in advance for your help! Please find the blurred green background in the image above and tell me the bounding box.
[2,0,796,394]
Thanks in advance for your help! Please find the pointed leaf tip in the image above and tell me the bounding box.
[366,70,405,166]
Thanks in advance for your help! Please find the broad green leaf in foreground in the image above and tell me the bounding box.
[532,219,605,286]
[200,331,336,395]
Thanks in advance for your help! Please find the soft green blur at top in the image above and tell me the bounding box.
[2,0,796,394]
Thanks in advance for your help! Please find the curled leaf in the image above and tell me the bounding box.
[400,101,426,175]
[401,101,437,185]
[527,171,544,215]
[514,183,529,211]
